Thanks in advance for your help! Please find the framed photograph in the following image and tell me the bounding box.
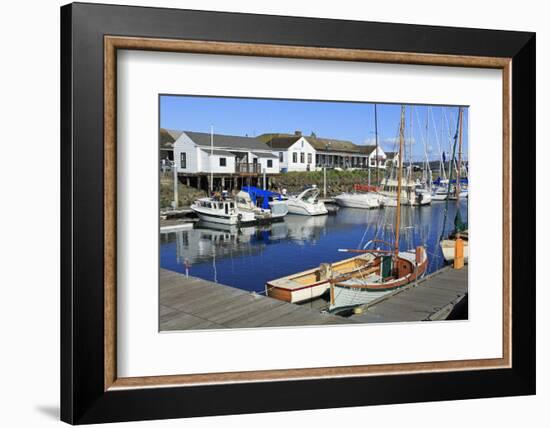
[61,2,535,424]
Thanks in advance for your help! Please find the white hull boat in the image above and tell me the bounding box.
[191,197,256,225]
[415,189,432,205]
[330,247,428,311]
[440,239,469,263]
[334,193,381,209]
[237,187,289,220]
[448,188,468,200]
[268,200,289,218]
[286,187,328,216]
[431,186,449,201]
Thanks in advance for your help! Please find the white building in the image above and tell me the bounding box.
[261,131,388,171]
[263,133,317,172]
[173,131,280,175]
[359,145,388,169]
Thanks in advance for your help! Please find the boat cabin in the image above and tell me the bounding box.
[196,198,237,215]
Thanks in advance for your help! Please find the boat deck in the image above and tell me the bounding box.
[160,269,351,330]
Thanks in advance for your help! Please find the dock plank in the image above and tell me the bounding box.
[349,266,468,324]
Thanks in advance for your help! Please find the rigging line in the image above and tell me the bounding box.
[413,107,432,185]
[439,107,461,242]
[430,107,446,180]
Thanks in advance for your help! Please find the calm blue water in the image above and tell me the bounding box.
[160,200,468,293]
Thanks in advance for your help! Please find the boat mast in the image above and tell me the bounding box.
[395,105,405,255]
[374,103,379,184]
[456,107,463,200]
[210,125,214,193]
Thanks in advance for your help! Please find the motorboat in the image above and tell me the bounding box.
[235,191,271,221]
[286,187,328,216]
[190,197,255,225]
[334,192,381,209]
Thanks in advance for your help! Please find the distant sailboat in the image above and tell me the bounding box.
[440,107,469,263]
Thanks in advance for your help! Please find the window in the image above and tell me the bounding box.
[293,152,298,163]
[180,152,186,169]
[267,159,273,168]
[219,157,227,167]
[307,153,312,164]
[279,152,284,162]
[300,152,305,163]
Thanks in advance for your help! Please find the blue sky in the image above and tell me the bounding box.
[160,95,468,162]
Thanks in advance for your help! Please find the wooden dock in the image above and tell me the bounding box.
[160,265,468,330]
[348,265,468,323]
[160,269,350,331]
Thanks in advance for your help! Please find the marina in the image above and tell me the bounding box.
[159,98,470,330]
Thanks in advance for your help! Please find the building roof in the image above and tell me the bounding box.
[159,128,177,148]
[307,137,360,153]
[261,136,302,149]
[183,131,269,151]
[200,148,235,156]
[385,151,398,159]
[259,132,368,154]
[357,145,377,155]
[253,151,279,159]
[166,129,183,141]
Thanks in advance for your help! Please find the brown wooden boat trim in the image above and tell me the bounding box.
[104,35,512,390]
[334,253,428,291]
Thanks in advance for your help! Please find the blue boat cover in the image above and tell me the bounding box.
[241,186,282,209]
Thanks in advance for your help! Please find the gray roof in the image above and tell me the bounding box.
[357,145,377,155]
[184,131,268,151]
[166,129,183,140]
[200,148,234,156]
[253,151,278,159]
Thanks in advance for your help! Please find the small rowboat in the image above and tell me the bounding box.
[265,253,375,303]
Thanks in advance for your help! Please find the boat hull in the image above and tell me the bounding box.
[269,200,289,218]
[329,247,428,311]
[286,201,328,216]
[191,206,256,226]
[440,239,469,263]
[334,193,380,209]
[266,253,376,303]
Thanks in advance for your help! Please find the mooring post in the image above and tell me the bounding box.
[172,160,178,209]
[454,238,464,269]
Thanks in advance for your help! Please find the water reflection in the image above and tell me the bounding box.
[160,201,467,293]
